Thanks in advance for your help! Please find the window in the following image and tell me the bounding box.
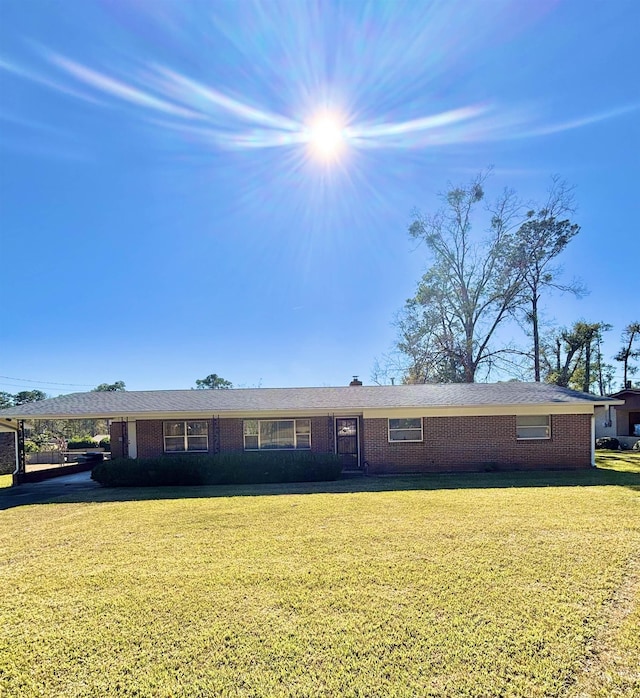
[163,421,209,452]
[388,418,423,442]
[516,415,551,440]
[244,419,311,450]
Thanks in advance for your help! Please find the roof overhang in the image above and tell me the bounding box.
[0,400,620,422]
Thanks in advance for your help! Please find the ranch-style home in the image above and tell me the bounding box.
[0,380,622,481]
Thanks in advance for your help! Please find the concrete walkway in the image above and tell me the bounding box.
[0,471,100,510]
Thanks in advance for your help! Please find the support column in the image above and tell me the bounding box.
[14,420,26,485]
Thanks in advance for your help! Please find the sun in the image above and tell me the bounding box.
[307,112,346,161]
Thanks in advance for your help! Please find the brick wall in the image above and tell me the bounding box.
[111,413,592,472]
[363,414,592,473]
[136,420,166,458]
[312,416,333,453]
[218,418,242,452]
[118,416,336,458]
[0,432,15,475]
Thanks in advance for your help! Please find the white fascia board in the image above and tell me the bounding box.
[362,404,597,419]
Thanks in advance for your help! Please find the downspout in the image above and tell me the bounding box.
[590,413,596,467]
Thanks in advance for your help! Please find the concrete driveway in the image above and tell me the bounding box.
[0,471,100,510]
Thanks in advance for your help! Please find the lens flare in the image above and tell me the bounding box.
[307,113,345,161]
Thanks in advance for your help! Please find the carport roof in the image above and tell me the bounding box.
[0,382,622,420]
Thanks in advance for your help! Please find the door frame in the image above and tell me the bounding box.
[334,416,361,470]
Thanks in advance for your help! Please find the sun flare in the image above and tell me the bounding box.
[307,112,346,161]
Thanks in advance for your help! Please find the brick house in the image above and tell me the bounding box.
[0,382,622,480]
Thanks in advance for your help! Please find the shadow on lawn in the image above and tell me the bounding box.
[1,466,638,511]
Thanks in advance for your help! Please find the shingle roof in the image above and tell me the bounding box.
[0,382,620,419]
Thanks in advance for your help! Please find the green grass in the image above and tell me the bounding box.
[0,459,638,696]
[595,448,640,473]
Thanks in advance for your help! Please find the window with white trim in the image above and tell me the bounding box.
[388,418,423,442]
[163,421,209,452]
[243,419,311,450]
[516,415,551,440]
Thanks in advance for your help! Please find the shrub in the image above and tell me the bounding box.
[91,451,343,487]
[98,438,111,452]
[67,437,99,450]
[23,440,39,453]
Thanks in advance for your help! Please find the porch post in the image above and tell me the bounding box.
[13,420,26,485]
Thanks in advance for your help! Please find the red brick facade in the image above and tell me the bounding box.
[110,412,592,472]
[113,416,335,460]
[362,414,591,473]
[0,432,15,475]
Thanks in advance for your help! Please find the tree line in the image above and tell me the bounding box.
[0,373,233,412]
[0,375,233,447]
[375,171,639,394]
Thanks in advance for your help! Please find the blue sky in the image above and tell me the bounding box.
[1,0,638,395]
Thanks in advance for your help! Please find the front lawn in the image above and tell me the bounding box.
[0,474,12,488]
[596,448,640,473]
[0,462,638,696]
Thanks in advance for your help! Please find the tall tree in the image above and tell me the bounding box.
[92,381,126,392]
[515,176,584,381]
[614,321,640,389]
[0,391,14,409]
[544,321,610,392]
[397,172,527,383]
[12,390,47,405]
[594,328,616,396]
[195,374,233,390]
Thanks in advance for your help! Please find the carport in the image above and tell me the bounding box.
[0,419,104,485]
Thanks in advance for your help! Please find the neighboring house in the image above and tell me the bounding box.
[0,381,622,481]
[595,388,640,447]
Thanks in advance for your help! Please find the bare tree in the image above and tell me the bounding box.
[614,322,640,389]
[398,172,527,383]
[515,176,584,381]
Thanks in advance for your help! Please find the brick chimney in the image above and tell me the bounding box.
[349,376,363,386]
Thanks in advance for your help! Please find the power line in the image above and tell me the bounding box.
[0,383,74,393]
[0,375,95,388]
